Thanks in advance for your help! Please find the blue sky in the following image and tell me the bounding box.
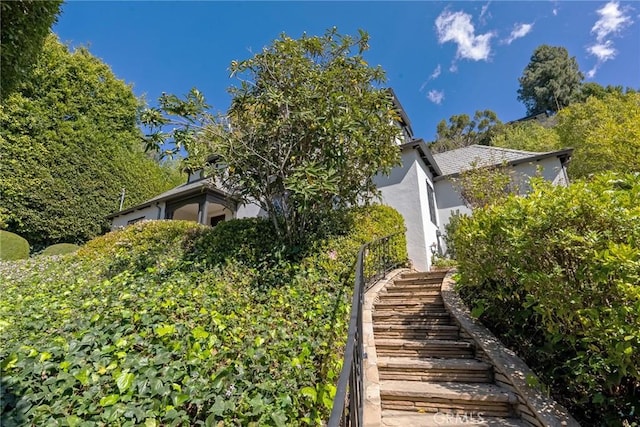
[54,1,639,140]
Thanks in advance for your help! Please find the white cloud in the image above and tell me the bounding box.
[592,1,632,41]
[449,63,458,73]
[479,2,491,24]
[586,1,633,77]
[419,64,442,93]
[588,40,617,62]
[504,23,534,44]
[553,8,558,16]
[427,90,445,105]
[435,10,493,61]
[430,64,442,80]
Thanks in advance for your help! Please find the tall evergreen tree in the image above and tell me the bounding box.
[0,35,183,248]
[0,0,63,98]
[517,45,583,115]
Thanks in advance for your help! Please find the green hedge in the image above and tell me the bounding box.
[451,173,640,426]
[41,243,81,256]
[0,231,29,261]
[0,205,406,426]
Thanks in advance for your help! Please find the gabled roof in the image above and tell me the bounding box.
[432,144,573,179]
[106,178,232,219]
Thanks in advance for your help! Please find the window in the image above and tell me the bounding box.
[210,214,226,227]
[426,181,437,225]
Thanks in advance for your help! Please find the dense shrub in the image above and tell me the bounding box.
[0,205,406,426]
[41,243,81,256]
[0,35,183,250]
[0,230,29,260]
[451,173,640,425]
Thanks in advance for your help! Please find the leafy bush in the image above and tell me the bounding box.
[0,230,29,261]
[451,173,640,425]
[0,205,406,426]
[41,243,80,256]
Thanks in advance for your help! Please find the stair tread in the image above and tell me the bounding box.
[378,357,491,371]
[378,289,440,298]
[375,338,473,348]
[380,381,518,403]
[381,410,527,427]
[375,324,459,331]
[373,310,450,317]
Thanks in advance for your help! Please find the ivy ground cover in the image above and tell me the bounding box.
[0,205,407,426]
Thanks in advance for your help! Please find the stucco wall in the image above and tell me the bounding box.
[235,202,265,219]
[110,204,162,229]
[374,149,439,271]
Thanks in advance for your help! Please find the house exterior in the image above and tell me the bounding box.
[107,174,263,228]
[107,93,572,271]
[432,144,573,236]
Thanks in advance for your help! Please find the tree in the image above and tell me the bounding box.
[517,45,584,115]
[0,0,63,99]
[143,29,401,246]
[453,161,522,209]
[0,35,183,249]
[490,120,561,153]
[555,91,640,178]
[576,82,637,103]
[429,110,501,153]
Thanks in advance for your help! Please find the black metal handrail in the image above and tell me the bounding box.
[328,230,406,427]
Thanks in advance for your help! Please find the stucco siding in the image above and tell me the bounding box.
[110,204,161,229]
[235,202,265,219]
[375,149,437,271]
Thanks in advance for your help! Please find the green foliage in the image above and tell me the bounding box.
[577,82,637,103]
[556,91,640,179]
[0,0,62,98]
[429,110,502,154]
[0,231,29,261]
[452,161,523,209]
[142,28,401,246]
[40,243,81,257]
[0,35,183,250]
[490,120,560,153]
[0,205,406,425]
[451,173,640,425]
[517,45,584,114]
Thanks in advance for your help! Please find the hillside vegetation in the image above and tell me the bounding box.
[450,173,640,425]
[0,205,406,426]
[0,35,183,250]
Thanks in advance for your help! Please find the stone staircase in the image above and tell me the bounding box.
[373,270,527,427]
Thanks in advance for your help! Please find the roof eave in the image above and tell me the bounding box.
[106,182,234,220]
[399,138,442,177]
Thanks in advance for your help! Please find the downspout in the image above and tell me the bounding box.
[156,203,162,220]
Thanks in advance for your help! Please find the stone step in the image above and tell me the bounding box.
[375,339,475,358]
[373,317,453,326]
[385,283,442,292]
[380,381,518,417]
[374,302,445,313]
[373,306,448,316]
[401,271,448,280]
[381,410,527,427]
[377,357,493,383]
[374,324,460,340]
[376,298,444,307]
[380,289,442,297]
[392,277,443,286]
[373,310,451,320]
